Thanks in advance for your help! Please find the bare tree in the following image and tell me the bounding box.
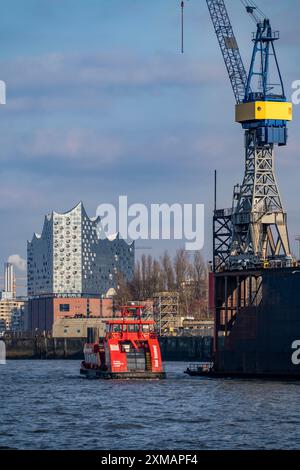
[192,251,208,299]
[141,254,147,299]
[130,261,142,300]
[115,272,132,306]
[145,255,153,298]
[174,248,190,288]
[152,259,164,293]
[113,249,209,318]
[160,251,175,291]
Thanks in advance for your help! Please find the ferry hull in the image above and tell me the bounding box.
[80,368,166,380]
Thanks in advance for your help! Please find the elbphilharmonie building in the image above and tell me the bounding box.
[27,202,134,298]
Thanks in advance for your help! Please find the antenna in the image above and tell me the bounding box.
[181,1,184,53]
[214,170,217,212]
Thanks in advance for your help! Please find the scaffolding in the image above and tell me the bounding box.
[153,292,179,335]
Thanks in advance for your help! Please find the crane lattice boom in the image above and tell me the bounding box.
[206,0,293,269]
[206,0,248,104]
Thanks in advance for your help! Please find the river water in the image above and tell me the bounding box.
[0,360,300,450]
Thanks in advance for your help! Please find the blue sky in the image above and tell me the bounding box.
[0,0,300,290]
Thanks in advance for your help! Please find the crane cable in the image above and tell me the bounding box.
[239,0,266,23]
[249,0,266,18]
[239,0,257,23]
[181,1,184,53]
[180,0,266,53]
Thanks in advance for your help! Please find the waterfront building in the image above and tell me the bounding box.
[0,298,27,332]
[28,296,118,332]
[27,202,134,333]
[53,317,107,339]
[27,202,134,297]
[1,263,16,301]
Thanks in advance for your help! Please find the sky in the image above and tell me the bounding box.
[0,0,300,292]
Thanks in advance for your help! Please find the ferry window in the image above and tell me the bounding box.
[60,304,70,312]
[142,324,150,332]
[128,324,140,332]
[112,324,122,332]
[122,325,127,332]
[128,324,139,332]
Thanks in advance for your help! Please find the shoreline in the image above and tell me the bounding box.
[3,335,213,361]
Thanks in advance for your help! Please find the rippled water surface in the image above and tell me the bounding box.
[0,360,300,450]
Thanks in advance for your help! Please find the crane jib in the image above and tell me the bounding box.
[206,0,248,104]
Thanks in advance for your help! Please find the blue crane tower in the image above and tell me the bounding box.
[203,0,293,270]
[181,1,298,377]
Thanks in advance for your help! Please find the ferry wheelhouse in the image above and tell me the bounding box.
[80,305,166,379]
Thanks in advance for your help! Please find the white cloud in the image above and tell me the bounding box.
[1,51,222,108]
[26,128,123,163]
[8,254,26,272]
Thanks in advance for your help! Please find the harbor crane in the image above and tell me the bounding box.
[182,0,293,270]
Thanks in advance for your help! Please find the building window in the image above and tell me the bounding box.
[59,304,70,312]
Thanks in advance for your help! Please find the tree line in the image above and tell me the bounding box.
[116,249,210,318]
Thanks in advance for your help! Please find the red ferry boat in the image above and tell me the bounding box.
[80,305,166,379]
